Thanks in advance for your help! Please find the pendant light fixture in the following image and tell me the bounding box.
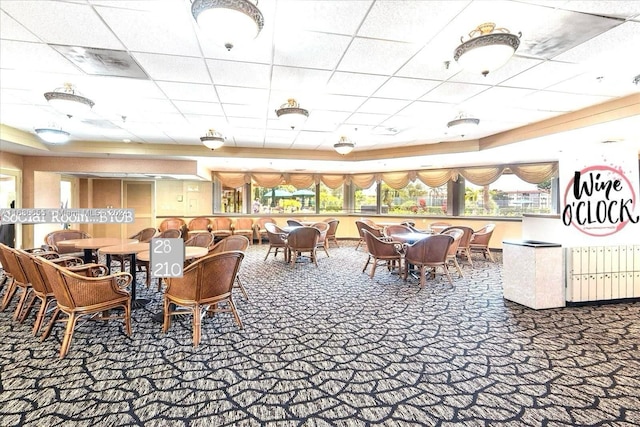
[454,23,521,76]
[334,136,355,155]
[275,98,309,130]
[191,0,264,51]
[44,83,94,117]
[35,126,70,144]
[200,129,225,150]
[447,113,480,136]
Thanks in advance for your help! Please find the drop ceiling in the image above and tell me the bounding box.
[0,0,639,175]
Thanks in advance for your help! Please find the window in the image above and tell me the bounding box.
[318,183,342,214]
[383,181,448,215]
[355,182,377,214]
[463,174,553,216]
[253,185,305,214]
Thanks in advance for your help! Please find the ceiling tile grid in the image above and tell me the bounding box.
[0,0,638,173]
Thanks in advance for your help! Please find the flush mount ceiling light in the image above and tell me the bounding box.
[35,127,70,144]
[275,98,309,130]
[44,83,94,117]
[454,22,521,76]
[447,113,480,137]
[191,0,264,51]
[334,136,355,155]
[200,129,225,150]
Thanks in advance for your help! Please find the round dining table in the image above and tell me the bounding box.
[57,237,138,263]
[389,232,431,245]
[99,242,152,308]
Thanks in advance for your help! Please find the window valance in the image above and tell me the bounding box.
[214,162,558,189]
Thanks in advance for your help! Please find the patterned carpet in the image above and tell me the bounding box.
[1,241,639,426]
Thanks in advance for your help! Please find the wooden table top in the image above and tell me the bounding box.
[390,233,431,244]
[98,242,150,255]
[57,237,138,249]
[135,246,208,262]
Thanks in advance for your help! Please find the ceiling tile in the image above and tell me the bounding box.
[0,10,39,42]
[345,112,388,126]
[420,82,489,104]
[207,59,271,88]
[326,72,388,97]
[557,0,640,19]
[222,103,268,119]
[374,77,441,100]
[274,32,351,69]
[305,94,366,112]
[357,98,411,115]
[449,56,543,85]
[518,91,612,112]
[552,21,640,73]
[502,60,586,90]
[1,0,123,49]
[216,86,269,105]
[358,1,467,43]
[463,87,537,111]
[301,110,349,132]
[0,40,82,74]
[338,38,421,75]
[95,1,200,56]
[132,52,211,83]
[274,0,371,35]
[156,82,220,103]
[174,101,223,116]
[271,66,332,94]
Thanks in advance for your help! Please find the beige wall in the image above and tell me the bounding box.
[31,171,61,249]
[156,180,212,219]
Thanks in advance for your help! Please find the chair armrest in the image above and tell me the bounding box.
[68,263,109,277]
[50,256,84,266]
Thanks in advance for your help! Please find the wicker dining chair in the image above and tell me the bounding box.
[185,232,214,249]
[253,217,277,245]
[112,227,156,269]
[232,218,254,244]
[43,229,92,258]
[440,228,465,278]
[187,217,212,238]
[469,224,496,262]
[361,229,403,279]
[211,217,233,240]
[35,257,132,359]
[311,222,330,257]
[0,244,32,320]
[441,225,475,268]
[263,223,288,261]
[383,224,414,238]
[404,234,454,286]
[324,219,340,248]
[355,220,384,251]
[209,235,250,300]
[21,250,110,337]
[285,226,321,267]
[162,251,244,347]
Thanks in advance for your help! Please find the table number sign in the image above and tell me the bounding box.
[150,238,184,278]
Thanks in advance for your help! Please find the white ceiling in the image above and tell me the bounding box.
[0,0,639,175]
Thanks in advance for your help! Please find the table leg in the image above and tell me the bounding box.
[83,248,93,264]
[129,253,149,309]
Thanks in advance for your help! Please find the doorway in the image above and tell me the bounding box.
[124,181,155,237]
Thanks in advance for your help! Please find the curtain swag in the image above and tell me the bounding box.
[214,162,558,189]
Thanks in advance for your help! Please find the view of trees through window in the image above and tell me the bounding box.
[251,184,345,214]
[248,174,555,217]
[464,175,553,216]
